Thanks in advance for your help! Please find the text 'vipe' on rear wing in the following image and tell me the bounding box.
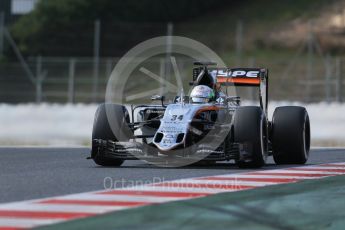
[210,68,268,87]
[210,67,269,115]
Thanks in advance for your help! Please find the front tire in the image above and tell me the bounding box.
[91,103,131,167]
[233,106,268,168]
[272,106,310,164]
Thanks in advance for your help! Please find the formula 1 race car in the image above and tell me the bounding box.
[89,62,310,168]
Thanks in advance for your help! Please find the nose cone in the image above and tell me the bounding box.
[153,103,203,152]
[153,132,185,151]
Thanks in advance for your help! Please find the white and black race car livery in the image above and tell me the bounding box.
[89,62,310,168]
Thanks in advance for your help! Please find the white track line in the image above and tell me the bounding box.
[322,162,345,166]
[249,169,343,175]
[205,174,314,179]
[0,217,63,228]
[0,203,124,214]
[61,193,183,203]
[126,185,238,194]
[161,179,276,187]
[289,166,345,170]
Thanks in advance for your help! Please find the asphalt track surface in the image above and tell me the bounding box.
[0,147,344,204]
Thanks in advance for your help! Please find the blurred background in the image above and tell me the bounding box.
[0,0,344,146]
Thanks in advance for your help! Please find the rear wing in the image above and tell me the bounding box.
[192,67,267,86]
[192,67,268,114]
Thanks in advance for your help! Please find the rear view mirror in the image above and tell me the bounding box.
[151,95,166,107]
[151,95,165,101]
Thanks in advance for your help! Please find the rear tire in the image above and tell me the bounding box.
[234,106,268,168]
[92,103,131,167]
[272,106,310,164]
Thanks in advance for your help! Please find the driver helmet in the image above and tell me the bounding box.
[190,85,214,103]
